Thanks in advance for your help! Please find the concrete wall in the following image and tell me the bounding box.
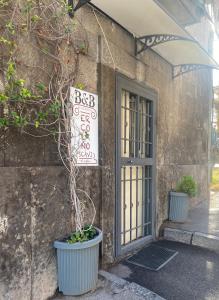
[0,167,71,300]
[79,6,212,237]
[0,5,213,300]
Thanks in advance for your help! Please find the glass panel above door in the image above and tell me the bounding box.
[139,97,153,159]
[121,90,138,158]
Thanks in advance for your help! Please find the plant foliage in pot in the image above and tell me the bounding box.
[169,176,197,222]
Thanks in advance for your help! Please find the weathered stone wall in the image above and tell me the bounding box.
[0,4,213,300]
[0,167,71,300]
[75,6,212,246]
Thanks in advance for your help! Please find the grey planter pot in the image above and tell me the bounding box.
[54,228,102,296]
[169,191,189,222]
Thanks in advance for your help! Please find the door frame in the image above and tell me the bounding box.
[115,73,157,257]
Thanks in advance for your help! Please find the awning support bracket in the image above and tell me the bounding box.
[173,64,213,78]
[68,0,91,18]
[135,34,192,55]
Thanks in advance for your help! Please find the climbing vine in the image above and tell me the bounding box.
[0,0,95,232]
[0,0,78,132]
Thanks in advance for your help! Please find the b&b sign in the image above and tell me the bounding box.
[70,87,98,166]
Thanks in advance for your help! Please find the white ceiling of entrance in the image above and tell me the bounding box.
[91,0,218,69]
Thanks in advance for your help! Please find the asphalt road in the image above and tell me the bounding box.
[110,240,219,300]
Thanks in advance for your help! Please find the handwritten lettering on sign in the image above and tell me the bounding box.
[70,87,98,166]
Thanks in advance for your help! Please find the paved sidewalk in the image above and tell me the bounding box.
[164,191,219,236]
[53,270,165,300]
[162,191,219,252]
[110,240,219,300]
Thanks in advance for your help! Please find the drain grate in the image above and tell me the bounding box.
[127,244,178,271]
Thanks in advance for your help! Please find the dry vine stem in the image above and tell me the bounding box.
[0,0,96,232]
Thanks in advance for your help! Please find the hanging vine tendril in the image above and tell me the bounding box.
[0,0,96,232]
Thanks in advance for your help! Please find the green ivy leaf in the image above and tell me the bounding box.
[35,121,40,128]
[6,61,16,81]
[0,37,12,45]
[0,118,9,128]
[75,83,85,90]
[6,22,15,34]
[0,93,9,102]
[31,15,42,22]
[14,79,25,87]
[19,88,32,99]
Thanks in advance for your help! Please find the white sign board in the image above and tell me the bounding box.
[70,87,98,166]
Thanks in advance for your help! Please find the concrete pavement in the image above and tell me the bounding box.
[53,193,219,300]
[53,270,165,300]
[110,240,219,300]
[164,191,219,237]
[163,191,219,252]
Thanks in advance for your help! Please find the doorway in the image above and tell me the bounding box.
[115,74,157,256]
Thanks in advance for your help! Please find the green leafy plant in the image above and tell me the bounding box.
[35,82,47,93]
[75,83,85,90]
[6,22,15,34]
[49,101,61,117]
[31,15,42,23]
[0,36,12,45]
[0,0,9,8]
[175,176,197,197]
[67,225,97,244]
[0,94,9,102]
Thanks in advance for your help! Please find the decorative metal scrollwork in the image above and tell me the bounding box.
[173,64,213,78]
[135,34,192,55]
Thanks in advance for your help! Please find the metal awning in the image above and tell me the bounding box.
[157,0,206,26]
[74,0,219,77]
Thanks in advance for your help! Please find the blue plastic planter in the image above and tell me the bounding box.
[169,192,189,222]
[54,228,102,296]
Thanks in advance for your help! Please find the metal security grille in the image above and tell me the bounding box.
[121,165,152,245]
[118,87,154,248]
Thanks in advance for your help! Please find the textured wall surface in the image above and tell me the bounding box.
[0,4,213,300]
[74,5,212,255]
[0,167,72,300]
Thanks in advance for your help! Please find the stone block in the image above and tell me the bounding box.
[99,270,165,300]
[29,167,72,300]
[0,166,73,300]
[0,168,32,300]
[44,138,61,166]
[4,129,45,167]
[128,282,165,300]
[164,228,193,244]
[192,232,219,252]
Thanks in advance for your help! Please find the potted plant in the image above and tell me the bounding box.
[54,225,102,296]
[53,83,102,296]
[169,176,197,222]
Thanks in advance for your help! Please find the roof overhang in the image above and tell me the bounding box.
[75,0,219,78]
[157,0,206,26]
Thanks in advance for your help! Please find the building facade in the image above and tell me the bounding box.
[0,1,216,299]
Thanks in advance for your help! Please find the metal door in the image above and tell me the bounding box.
[116,75,156,256]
